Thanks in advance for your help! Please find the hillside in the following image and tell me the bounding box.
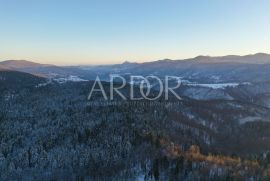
[0,65,9,70]
[0,60,51,69]
[1,71,270,179]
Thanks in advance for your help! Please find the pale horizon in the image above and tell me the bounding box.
[1,51,270,66]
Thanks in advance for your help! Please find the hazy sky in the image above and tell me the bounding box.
[1,0,270,65]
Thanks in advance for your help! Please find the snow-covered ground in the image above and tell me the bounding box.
[36,75,88,87]
[186,82,251,89]
[53,75,88,84]
[36,82,51,88]
[239,116,263,124]
[187,83,239,89]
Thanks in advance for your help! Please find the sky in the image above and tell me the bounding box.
[1,0,270,65]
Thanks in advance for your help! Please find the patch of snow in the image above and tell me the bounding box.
[36,82,50,88]
[48,73,60,78]
[210,75,220,80]
[54,75,88,84]
[167,76,183,80]
[239,116,262,124]
[179,79,192,84]
[109,74,121,78]
[188,83,239,89]
[4,94,15,101]
[136,174,145,181]
[185,82,251,89]
[241,82,252,86]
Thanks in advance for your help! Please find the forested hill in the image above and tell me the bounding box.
[1,70,270,180]
[0,70,46,92]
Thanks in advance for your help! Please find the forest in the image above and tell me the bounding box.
[1,71,270,180]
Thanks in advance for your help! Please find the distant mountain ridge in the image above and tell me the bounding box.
[147,53,270,64]
[1,53,270,68]
[0,59,99,80]
[1,53,270,83]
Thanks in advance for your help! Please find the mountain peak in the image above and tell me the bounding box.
[122,60,139,65]
[252,52,270,57]
[122,60,133,64]
[193,55,212,60]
